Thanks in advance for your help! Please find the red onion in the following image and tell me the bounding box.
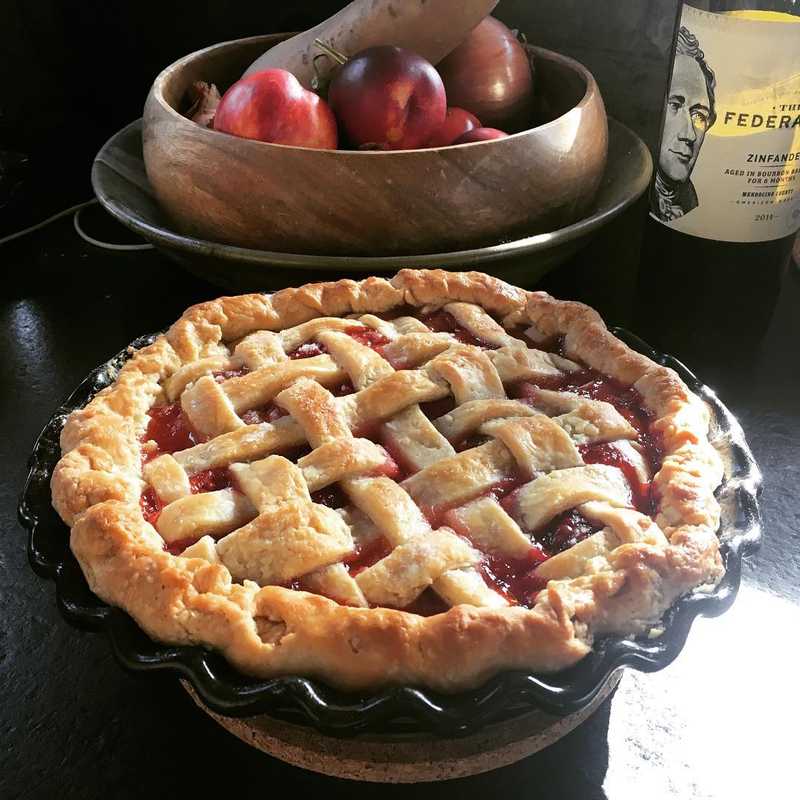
[437,17,534,132]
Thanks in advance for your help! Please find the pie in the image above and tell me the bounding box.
[51,270,724,691]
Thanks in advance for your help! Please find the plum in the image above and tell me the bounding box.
[328,46,446,150]
[426,107,481,147]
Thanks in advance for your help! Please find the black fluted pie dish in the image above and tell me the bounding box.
[19,329,761,738]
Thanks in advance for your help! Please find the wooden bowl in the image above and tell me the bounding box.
[143,33,608,257]
[93,116,651,292]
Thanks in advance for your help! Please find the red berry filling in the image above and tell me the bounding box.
[343,536,393,577]
[535,509,602,555]
[310,483,349,510]
[477,548,549,607]
[213,366,249,382]
[289,342,328,359]
[188,467,233,494]
[345,325,392,351]
[418,310,490,348]
[138,310,667,617]
[142,402,203,459]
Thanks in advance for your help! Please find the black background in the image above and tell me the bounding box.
[3,2,799,798]
[1,1,343,236]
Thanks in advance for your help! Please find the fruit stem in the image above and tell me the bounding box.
[313,38,348,66]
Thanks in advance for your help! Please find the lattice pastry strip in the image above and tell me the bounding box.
[231,454,313,509]
[142,454,191,503]
[163,330,289,401]
[278,317,371,353]
[446,496,533,558]
[507,464,632,533]
[146,303,655,611]
[340,368,450,431]
[277,378,506,608]
[297,438,394,492]
[385,315,435,335]
[345,477,431,543]
[231,330,290,369]
[401,440,518,512]
[156,488,255,544]
[527,388,638,443]
[180,375,244,438]
[402,409,586,513]
[164,355,231,403]
[383,406,456,472]
[434,399,537,443]
[215,456,354,585]
[536,501,669,581]
[444,302,522,348]
[152,436,392,548]
[355,531,479,608]
[427,345,506,404]
[479,416,583,476]
[303,563,368,607]
[349,313,400,338]
[380,333,452,370]
[613,440,651,483]
[319,330,455,470]
[173,416,306,474]
[487,345,581,383]
[316,330,393,390]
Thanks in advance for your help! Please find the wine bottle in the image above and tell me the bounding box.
[637,1,800,362]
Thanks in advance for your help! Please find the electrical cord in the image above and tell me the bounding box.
[0,198,153,251]
[73,203,153,251]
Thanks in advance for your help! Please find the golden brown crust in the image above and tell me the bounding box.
[52,270,724,692]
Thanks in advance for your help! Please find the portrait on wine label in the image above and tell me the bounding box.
[652,26,717,222]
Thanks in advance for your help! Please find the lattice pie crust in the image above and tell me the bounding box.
[51,270,723,691]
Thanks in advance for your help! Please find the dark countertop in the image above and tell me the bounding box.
[1,206,798,799]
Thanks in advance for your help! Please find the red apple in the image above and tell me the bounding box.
[426,107,481,147]
[213,68,338,149]
[452,127,509,144]
[328,46,447,150]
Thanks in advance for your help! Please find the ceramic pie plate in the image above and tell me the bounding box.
[19,328,760,781]
[91,117,652,291]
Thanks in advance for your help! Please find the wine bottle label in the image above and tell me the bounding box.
[651,6,800,242]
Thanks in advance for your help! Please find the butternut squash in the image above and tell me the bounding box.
[243,0,499,88]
